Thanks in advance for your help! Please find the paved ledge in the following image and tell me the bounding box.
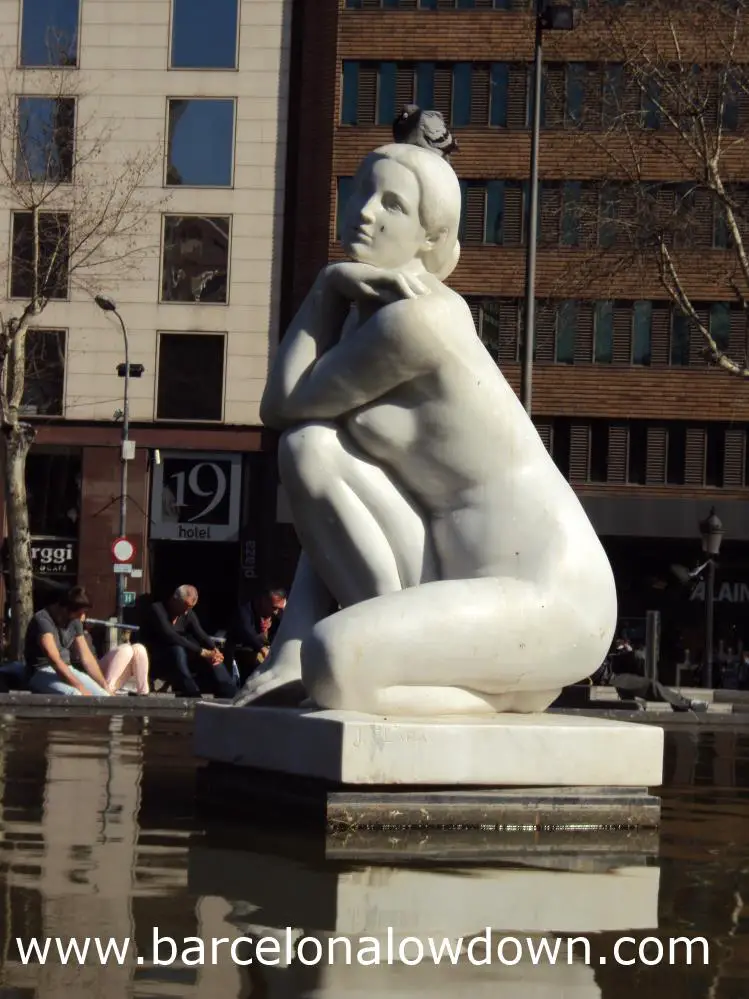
[0,692,214,718]
[0,689,746,726]
[549,707,749,726]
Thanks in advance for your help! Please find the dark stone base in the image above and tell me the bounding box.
[196,763,661,831]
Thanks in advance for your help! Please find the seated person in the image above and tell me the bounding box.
[225,588,286,684]
[79,613,150,695]
[25,586,150,696]
[138,585,236,698]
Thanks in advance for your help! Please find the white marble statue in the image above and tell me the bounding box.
[236,143,617,714]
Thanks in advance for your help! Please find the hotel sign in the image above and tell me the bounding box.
[150,452,242,542]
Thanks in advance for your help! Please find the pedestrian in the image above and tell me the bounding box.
[137,585,237,699]
[225,588,286,684]
[24,585,150,696]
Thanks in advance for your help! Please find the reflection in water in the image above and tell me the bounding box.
[0,718,746,997]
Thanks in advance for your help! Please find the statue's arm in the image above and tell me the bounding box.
[260,271,349,429]
[264,298,434,424]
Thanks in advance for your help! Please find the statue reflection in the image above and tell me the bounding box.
[189,833,660,999]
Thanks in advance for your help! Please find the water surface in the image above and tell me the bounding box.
[0,716,746,997]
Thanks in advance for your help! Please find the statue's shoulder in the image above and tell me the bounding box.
[411,282,475,333]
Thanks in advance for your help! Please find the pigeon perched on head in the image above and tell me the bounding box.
[392,104,459,160]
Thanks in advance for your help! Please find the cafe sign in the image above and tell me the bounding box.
[31,537,77,576]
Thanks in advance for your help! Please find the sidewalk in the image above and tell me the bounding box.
[580,684,746,714]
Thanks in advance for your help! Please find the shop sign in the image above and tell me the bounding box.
[690,581,749,603]
[150,452,242,542]
[31,537,77,576]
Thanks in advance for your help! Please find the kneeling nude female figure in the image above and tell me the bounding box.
[236,143,617,715]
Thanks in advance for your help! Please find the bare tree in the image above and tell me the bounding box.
[555,0,749,375]
[0,60,163,658]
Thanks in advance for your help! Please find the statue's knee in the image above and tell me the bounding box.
[279,423,340,491]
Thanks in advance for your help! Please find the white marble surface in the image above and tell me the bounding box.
[236,142,618,714]
[194,704,664,786]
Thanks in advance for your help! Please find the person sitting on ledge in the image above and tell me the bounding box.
[138,585,236,699]
[224,587,287,684]
[24,586,150,696]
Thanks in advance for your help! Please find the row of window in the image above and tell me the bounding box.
[9,211,231,304]
[469,298,745,368]
[344,0,537,9]
[19,0,240,69]
[20,328,226,423]
[342,0,657,10]
[17,96,236,188]
[537,419,749,490]
[336,177,748,250]
[342,60,748,132]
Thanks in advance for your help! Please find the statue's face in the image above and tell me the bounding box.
[342,158,428,270]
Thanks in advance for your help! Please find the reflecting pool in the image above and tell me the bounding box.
[0,716,747,997]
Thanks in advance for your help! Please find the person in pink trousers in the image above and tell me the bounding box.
[97,635,151,695]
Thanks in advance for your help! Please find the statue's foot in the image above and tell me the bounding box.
[233,659,307,708]
[233,678,307,708]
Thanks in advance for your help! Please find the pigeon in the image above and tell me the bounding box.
[392,104,459,160]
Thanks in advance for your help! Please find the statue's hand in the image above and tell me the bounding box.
[324,262,429,305]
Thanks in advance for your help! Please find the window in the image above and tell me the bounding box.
[561,182,581,246]
[667,424,686,485]
[632,300,652,365]
[551,419,571,479]
[556,302,576,363]
[671,312,690,365]
[340,61,513,128]
[485,63,508,126]
[643,75,660,129]
[22,329,66,416]
[26,447,81,537]
[161,215,230,304]
[590,421,608,482]
[336,177,354,240]
[723,75,741,131]
[157,334,225,422]
[565,63,587,126]
[341,63,359,125]
[594,301,613,363]
[628,421,647,484]
[345,0,530,7]
[485,180,525,245]
[170,0,238,69]
[710,302,731,352]
[20,0,79,67]
[16,97,75,183]
[166,99,235,187]
[11,211,69,300]
[706,425,725,488]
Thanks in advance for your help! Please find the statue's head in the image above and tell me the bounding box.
[341,143,462,281]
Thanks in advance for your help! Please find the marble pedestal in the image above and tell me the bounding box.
[194,704,664,829]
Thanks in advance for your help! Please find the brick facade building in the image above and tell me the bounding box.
[281,0,749,668]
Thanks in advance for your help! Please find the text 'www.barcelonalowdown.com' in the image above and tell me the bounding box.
[14,929,710,968]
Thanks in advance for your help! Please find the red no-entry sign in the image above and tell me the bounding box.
[112,537,136,564]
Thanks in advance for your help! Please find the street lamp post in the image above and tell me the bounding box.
[95,294,131,624]
[521,0,580,416]
[699,507,724,689]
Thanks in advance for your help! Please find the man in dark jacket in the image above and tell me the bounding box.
[138,585,237,698]
[224,588,286,684]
